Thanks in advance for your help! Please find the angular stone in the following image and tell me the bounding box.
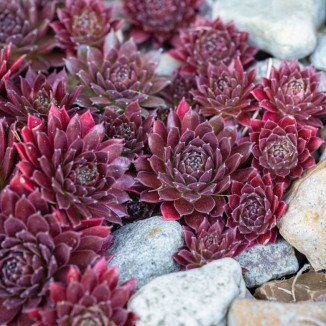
[128,258,246,326]
[278,160,326,270]
[310,34,326,71]
[254,272,326,302]
[156,52,182,76]
[228,299,326,326]
[108,216,183,290]
[212,0,319,59]
[234,238,299,288]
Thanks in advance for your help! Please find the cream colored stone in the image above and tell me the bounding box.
[228,299,326,326]
[278,160,326,270]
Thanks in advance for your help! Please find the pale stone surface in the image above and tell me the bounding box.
[212,0,321,59]
[235,238,299,288]
[311,34,326,70]
[254,272,326,302]
[278,160,326,270]
[128,259,246,326]
[156,53,183,76]
[228,299,326,326]
[108,216,183,290]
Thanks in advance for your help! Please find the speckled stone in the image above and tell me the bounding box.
[228,299,326,326]
[278,160,326,270]
[108,216,184,290]
[128,259,246,326]
[235,238,299,288]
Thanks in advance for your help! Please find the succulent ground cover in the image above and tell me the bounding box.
[0,0,324,324]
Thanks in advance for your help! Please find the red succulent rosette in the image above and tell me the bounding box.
[225,169,286,245]
[162,68,198,107]
[169,17,257,73]
[28,258,138,326]
[173,218,247,270]
[15,105,133,226]
[122,0,203,45]
[0,118,17,190]
[249,114,323,186]
[51,0,123,56]
[252,60,326,127]
[101,101,155,160]
[0,69,82,122]
[66,32,168,112]
[0,0,60,70]
[192,58,258,126]
[0,178,111,325]
[135,99,252,230]
[0,44,25,93]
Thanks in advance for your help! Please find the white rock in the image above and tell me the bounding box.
[156,53,183,76]
[235,238,299,288]
[311,34,326,71]
[278,160,326,270]
[108,216,184,290]
[318,71,326,91]
[128,258,246,326]
[212,0,319,59]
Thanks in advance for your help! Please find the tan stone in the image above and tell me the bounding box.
[277,160,326,270]
[228,299,326,326]
[254,272,326,302]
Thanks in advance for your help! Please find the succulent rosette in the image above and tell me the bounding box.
[0,179,112,325]
[66,32,167,112]
[250,114,323,185]
[192,58,258,126]
[0,69,82,122]
[225,169,286,245]
[162,68,197,107]
[0,44,25,93]
[122,0,203,45]
[252,60,326,127]
[28,258,138,326]
[0,119,17,190]
[15,105,133,226]
[173,218,247,270]
[0,0,61,70]
[136,99,252,230]
[51,0,123,56]
[101,101,155,159]
[169,17,258,72]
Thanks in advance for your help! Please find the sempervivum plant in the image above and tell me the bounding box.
[0,0,59,70]
[252,60,326,127]
[28,258,138,326]
[169,17,257,72]
[0,44,25,93]
[0,180,112,325]
[192,58,258,126]
[122,0,203,45]
[250,114,323,186]
[135,99,252,230]
[173,218,247,270]
[66,32,167,112]
[101,101,155,159]
[225,169,286,245]
[0,69,82,122]
[0,119,16,190]
[51,0,122,56]
[15,105,133,226]
[162,68,198,107]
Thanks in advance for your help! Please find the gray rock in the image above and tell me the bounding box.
[278,160,326,270]
[128,258,246,326]
[212,0,320,59]
[311,34,326,71]
[108,216,183,290]
[156,52,182,76]
[235,238,299,288]
[254,58,281,83]
[318,71,326,91]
